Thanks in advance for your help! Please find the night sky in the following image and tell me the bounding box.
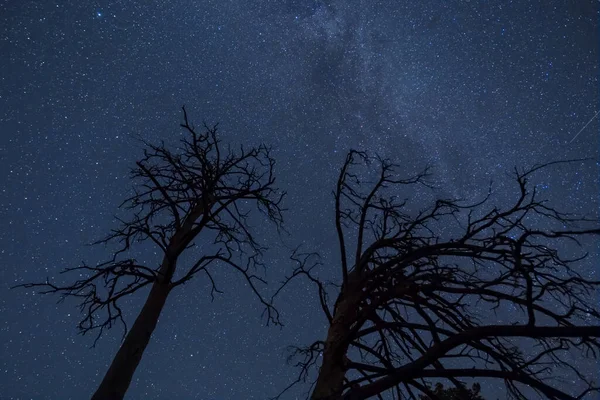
[1,1,598,399]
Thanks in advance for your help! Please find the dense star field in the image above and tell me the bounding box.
[0,1,598,399]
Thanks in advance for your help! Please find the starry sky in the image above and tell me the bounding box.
[0,0,598,399]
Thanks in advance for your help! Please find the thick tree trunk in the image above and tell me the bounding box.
[311,278,361,400]
[91,280,171,400]
[91,202,208,400]
[311,320,350,400]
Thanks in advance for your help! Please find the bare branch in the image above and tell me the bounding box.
[283,153,600,400]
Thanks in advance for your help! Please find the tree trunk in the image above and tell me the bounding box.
[91,280,171,400]
[91,202,208,399]
[311,320,350,400]
[311,279,361,400]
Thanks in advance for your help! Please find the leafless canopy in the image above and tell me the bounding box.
[16,107,285,344]
[279,150,600,400]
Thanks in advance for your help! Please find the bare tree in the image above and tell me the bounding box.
[15,107,285,400]
[277,150,600,400]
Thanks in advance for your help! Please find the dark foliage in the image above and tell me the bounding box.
[418,383,485,400]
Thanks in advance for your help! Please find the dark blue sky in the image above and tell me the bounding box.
[1,1,598,399]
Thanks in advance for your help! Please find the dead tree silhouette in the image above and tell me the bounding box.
[276,150,600,400]
[16,107,285,400]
